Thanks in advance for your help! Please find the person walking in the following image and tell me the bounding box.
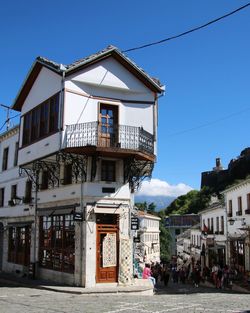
[161,264,170,286]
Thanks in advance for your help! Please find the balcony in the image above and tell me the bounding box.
[64,122,155,160]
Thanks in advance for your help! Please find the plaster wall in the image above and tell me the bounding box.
[21,67,61,115]
[224,181,250,236]
[18,133,60,166]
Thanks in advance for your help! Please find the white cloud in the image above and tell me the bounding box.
[136,178,193,197]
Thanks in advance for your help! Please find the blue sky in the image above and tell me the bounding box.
[1,0,250,194]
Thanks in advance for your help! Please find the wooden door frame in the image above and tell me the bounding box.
[96,214,119,283]
[98,103,119,147]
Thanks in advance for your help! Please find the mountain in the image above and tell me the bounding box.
[134,195,176,211]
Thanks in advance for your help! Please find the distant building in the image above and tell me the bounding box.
[222,179,250,273]
[134,211,160,265]
[199,198,226,269]
[165,214,200,257]
[201,149,250,193]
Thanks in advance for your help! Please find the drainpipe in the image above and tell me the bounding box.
[59,64,66,151]
[154,88,165,159]
[79,172,84,286]
[224,197,230,266]
[33,170,39,278]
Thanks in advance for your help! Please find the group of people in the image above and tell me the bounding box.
[141,261,236,289]
[210,263,235,289]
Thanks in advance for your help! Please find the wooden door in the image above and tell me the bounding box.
[99,104,118,147]
[96,214,119,283]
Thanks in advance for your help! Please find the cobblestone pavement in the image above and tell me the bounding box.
[0,282,250,313]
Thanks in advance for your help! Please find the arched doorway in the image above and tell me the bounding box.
[0,223,4,271]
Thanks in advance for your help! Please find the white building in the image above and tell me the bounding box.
[0,126,34,274]
[134,211,160,265]
[222,179,250,272]
[199,197,226,268]
[0,46,164,287]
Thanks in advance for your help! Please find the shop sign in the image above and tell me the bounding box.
[131,217,139,230]
[74,212,83,221]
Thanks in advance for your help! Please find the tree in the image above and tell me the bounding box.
[164,187,212,216]
[158,211,171,263]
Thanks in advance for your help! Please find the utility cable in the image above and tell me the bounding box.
[0,113,20,132]
[123,3,250,53]
[167,106,250,137]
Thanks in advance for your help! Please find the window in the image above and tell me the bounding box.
[211,218,214,233]
[40,170,49,190]
[22,93,59,146]
[0,188,4,207]
[23,113,31,145]
[8,225,31,266]
[221,216,224,234]
[208,218,210,230]
[228,200,233,217]
[247,193,250,210]
[237,197,242,216]
[40,101,49,137]
[31,107,40,141]
[2,147,9,171]
[39,213,75,273]
[63,164,72,185]
[24,180,32,203]
[101,160,116,182]
[11,184,17,200]
[216,216,219,233]
[14,142,19,166]
[49,96,59,132]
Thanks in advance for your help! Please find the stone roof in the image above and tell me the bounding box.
[36,45,163,89]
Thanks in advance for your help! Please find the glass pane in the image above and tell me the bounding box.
[101,126,107,133]
[108,110,113,117]
[101,109,107,115]
[101,117,106,125]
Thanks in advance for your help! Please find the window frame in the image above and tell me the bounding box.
[228,200,233,217]
[2,147,9,171]
[11,184,17,200]
[22,93,59,147]
[237,196,242,216]
[39,213,75,273]
[0,188,4,207]
[101,160,116,182]
[8,225,31,266]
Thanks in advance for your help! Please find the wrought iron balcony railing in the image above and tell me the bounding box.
[64,122,154,155]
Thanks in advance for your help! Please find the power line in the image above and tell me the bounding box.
[122,3,250,53]
[167,106,250,138]
[0,114,20,133]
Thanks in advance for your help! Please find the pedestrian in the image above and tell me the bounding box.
[216,265,223,289]
[179,267,186,284]
[211,263,218,287]
[142,263,156,287]
[172,266,179,283]
[161,264,170,286]
[191,266,201,288]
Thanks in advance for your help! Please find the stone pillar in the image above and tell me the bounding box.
[118,235,133,285]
